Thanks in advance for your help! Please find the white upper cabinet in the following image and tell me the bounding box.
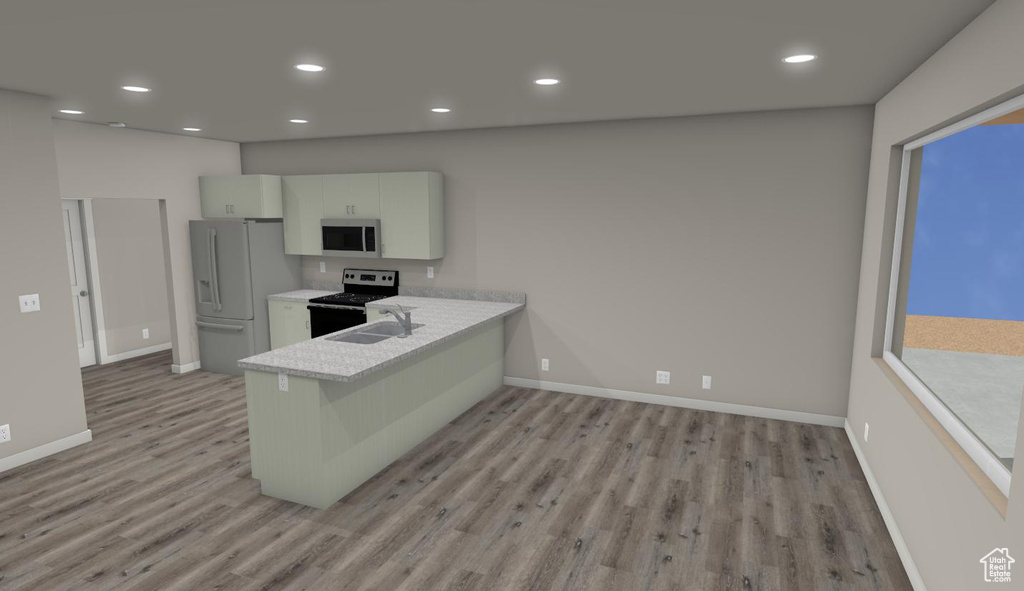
[282,175,325,256]
[323,174,381,219]
[200,175,282,219]
[237,171,445,260]
[379,172,444,260]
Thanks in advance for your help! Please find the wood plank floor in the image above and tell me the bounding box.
[0,351,912,590]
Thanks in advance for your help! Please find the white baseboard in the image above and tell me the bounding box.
[0,430,93,474]
[502,377,845,427]
[101,341,172,364]
[171,360,201,374]
[843,420,927,591]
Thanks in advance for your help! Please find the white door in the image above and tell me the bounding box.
[62,200,97,367]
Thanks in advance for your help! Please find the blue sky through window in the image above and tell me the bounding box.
[907,123,1024,321]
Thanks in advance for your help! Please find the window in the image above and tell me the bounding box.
[884,96,1024,497]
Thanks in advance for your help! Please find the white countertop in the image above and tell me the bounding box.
[267,289,337,303]
[239,295,524,382]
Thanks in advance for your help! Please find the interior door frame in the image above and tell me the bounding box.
[77,198,109,364]
[62,199,98,367]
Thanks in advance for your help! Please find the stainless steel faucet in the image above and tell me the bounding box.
[380,304,413,337]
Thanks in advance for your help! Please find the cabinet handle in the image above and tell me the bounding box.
[352,205,356,215]
[306,320,310,329]
[225,204,230,214]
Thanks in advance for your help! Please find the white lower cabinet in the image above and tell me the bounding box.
[269,300,312,349]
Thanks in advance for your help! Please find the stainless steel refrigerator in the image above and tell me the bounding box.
[189,220,301,375]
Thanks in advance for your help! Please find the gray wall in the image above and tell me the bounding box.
[91,198,171,355]
[847,1,1024,589]
[243,106,873,417]
[0,90,88,460]
[53,121,240,370]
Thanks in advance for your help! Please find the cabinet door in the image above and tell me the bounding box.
[379,172,444,259]
[200,176,236,218]
[232,175,283,219]
[228,176,266,218]
[269,300,312,349]
[293,305,312,342]
[282,176,324,255]
[269,300,291,349]
[323,174,381,219]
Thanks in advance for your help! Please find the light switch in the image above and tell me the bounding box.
[319,261,326,274]
[427,266,434,279]
[19,294,40,313]
[541,358,549,371]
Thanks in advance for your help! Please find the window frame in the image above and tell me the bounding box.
[882,93,1024,498]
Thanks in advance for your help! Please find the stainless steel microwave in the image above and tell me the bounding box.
[321,219,381,258]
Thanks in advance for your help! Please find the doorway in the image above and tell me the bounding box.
[61,199,97,367]
[62,198,176,370]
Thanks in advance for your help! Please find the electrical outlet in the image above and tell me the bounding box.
[0,424,10,444]
[18,294,40,313]
[656,371,670,385]
[427,266,434,279]
[702,375,712,390]
[319,261,326,274]
[864,422,870,442]
[541,358,549,371]
[142,328,150,340]
[278,372,289,392]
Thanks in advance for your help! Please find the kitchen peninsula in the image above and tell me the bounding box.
[238,292,524,509]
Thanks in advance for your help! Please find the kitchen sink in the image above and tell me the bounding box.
[327,332,392,345]
[362,321,424,336]
[326,321,424,345]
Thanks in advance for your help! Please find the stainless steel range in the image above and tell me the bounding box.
[307,269,398,338]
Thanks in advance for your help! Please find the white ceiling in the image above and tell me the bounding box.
[0,0,992,143]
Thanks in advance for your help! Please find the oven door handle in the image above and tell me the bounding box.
[307,304,364,311]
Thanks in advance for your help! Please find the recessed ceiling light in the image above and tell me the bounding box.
[289,119,308,124]
[183,127,202,132]
[122,85,151,93]
[295,64,325,73]
[431,108,451,113]
[783,54,817,64]
[534,78,560,86]
[59,109,84,115]
[108,122,126,128]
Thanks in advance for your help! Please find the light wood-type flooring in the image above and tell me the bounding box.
[0,351,912,590]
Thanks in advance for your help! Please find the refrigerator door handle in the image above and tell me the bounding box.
[196,320,244,332]
[209,228,222,311]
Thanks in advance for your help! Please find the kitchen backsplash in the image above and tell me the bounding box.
[302,257,525,304]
